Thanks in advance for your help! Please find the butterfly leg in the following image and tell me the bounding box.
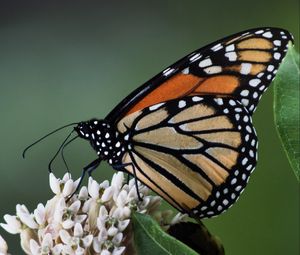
[112,163,142,201]
[67,158,102,201]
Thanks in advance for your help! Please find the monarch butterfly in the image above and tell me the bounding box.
[24,27,293,219]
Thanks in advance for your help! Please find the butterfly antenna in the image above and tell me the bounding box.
[61,135,79,172]
[22,122,78,158]
[48,130,75,172]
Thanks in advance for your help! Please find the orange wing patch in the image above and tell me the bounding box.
[127,73,202,115]
[193,75,239,94]
[126,73,240,116]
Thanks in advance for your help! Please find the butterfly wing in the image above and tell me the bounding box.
[106,27,293,123]
[117,96,257,218]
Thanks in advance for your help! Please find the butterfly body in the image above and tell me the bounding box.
[70,27,293,219]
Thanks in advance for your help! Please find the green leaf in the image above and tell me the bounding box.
[274,44,300,181]
[132,213,198,255]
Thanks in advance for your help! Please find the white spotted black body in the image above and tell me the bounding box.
[75,119,127,165]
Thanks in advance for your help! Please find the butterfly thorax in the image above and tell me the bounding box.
[74,119,126,165]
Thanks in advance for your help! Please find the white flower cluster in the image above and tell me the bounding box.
[0,172,186,255]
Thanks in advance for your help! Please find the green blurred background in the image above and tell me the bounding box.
[0,0,299,254]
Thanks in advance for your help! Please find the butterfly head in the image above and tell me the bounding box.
[75,119,124,164]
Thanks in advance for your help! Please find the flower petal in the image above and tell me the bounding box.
[74,223,83,237]
[82,234,93,248]
[101,186,115,202]
[62,172,71,182]
[49,173,61,194]
[42,233,53,249]
[117,219,130,232]
[93,237,101,253]
[89,180,100,199]
[111,172,124,191]
[69,200,81,214]
[101,249,111,255]
[116,190,127,208]
[78,187,88,200]
[34,203,46,225]
[52,243,64,255]
[62,219,74,230]
[112,232,123,245]
[17,212,38,229]
[0,234,8,253]
[1,215,21,234]
[75,246,85,255]
[98,228,108,242]
[99,206,108,220]
[107,226,118,237]
[62,179,74,197]
[59,229,71,244]
[29,239,40,255]
[112,246,126,255]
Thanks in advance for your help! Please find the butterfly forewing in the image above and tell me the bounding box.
[117,96,257,218]
[106,27,293,123]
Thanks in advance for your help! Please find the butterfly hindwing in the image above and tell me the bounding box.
[117,96,257,218]
[106,27,293,123]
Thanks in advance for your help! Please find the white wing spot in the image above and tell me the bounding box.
[255,30,264,34]
[223,199,229,206]
[199,58,212,67]
[192,96,203,102]
[257,72,264,78]
[242,158,248,165]
[231,178,237,185]
[262,31,273,38]
[246,164,253,171]
[214,98,223,105]
[225,52,237,61]
[267,65,274,72]
[249,79,261,87]
[240,63,252,74]
[226,44,235,52]
[182,67,189,74]
[229,99,236,106]
[273,40,281,46]
[149,103,164,111]
[246,125,252,133]
[253,92,258,98]
[241,98,249,106]
[259,85,266,91]
[178,100,186,108]
[204,66,222,74]
[245,134,249,141]
[240,89,249,96]
[274,52,281,60]
[235,185,242,191]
